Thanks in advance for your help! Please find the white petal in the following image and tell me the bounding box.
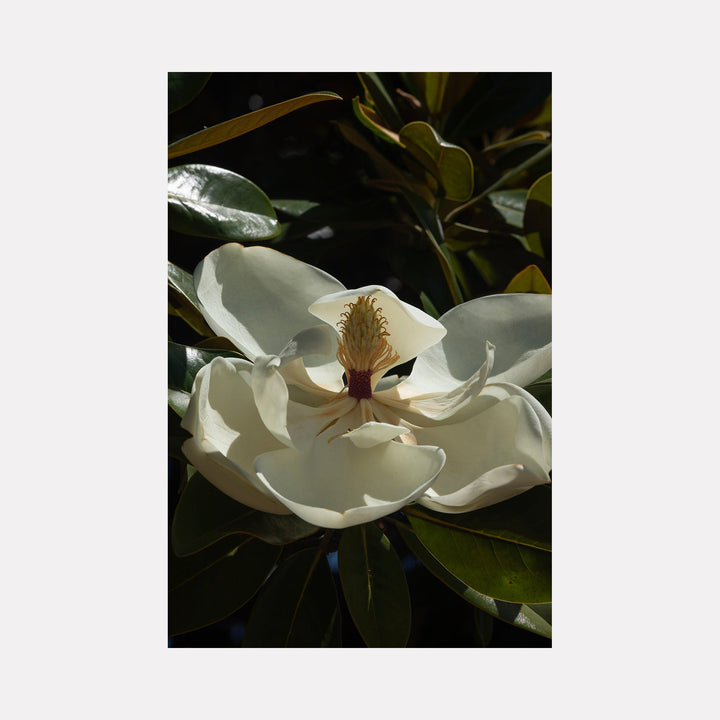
[409,293,551,391]
[413,394,550,513]
[308,285,446,371]
[375,341,495,422]
[344,421,410,448]
[253,432,446,529]
[180,356,290,514]
[419,464,546,513]
[251,326,351,449]
[193,243,345,361]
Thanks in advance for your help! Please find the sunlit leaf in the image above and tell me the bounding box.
[243,548,341,647]
[338,524,411,648]
[352,97,402,145]
[398,524,551,638]
[405,486,551,603]
[168,164,279,241]
[504,264,551,294]
[171,471,317,556]
[399,121,474,201]
[168,72,212,114]
[524,171,551,258]
[168,91,342,158]
[358,72,404,130]
[169,535,280,636]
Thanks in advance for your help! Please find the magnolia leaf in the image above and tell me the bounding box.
[352,97,402,145]
[358,72,404,131]
[405,486,551,604]
[168,72,212,114]
[338,524,411,648]
[243,548,341,647]
[398,524,551,639]
[168,388,190,418]
[168,164,279,241]
[168,91,342,158]
[504,264,551,294]
[169,535,280,637]
[399,121,474,201]
[171,471,317,556]
[168,261,214,336]
[524,171,551,258]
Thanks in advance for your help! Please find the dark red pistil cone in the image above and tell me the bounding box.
[348,369,373,399]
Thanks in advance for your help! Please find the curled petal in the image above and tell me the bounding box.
[409,293,551,391]
[251,326,352,449]
[193,243,345,361]
[376,341,495,422]
[308,285,446,373]
[253,433,446,529]
[180,356,290,514]
[414,395,550,514]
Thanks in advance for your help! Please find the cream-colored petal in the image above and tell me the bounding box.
[419,464,546,514]
[251,327,355,450]
[375,341,495,422]
[180,356,290,514]
[344,421,410,448]
[413,394,550,513]
[253,430,446,529]
[408,293,551,391]
[308,285,446,372]
[193,243,345,361]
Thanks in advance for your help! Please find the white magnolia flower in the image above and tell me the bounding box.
[181,243,551,529]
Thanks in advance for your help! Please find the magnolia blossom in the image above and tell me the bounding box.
[181,243,551,529]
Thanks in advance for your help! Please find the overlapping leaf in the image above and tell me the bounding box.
[243,548,341,647]
[338,524,411,648]
[398,524,551,638]
[171,470,317,556]
[169,535,280,636]
[168,261,214,337]
[405,486,551,604]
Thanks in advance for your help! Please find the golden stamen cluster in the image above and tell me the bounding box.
[336,296,399,399]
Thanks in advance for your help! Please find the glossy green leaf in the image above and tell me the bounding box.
[168,388,190,418]
[398,524,551,639]
[168,91,342,158]
[524,171,551,258]
[168,72,212,114]
[484,190,527,229]
[405,486,551,603]
[168,405,191,461]
[243,548,341,647]
[338,524,411,648]
[504,264,551,294]
[168,340,244,394]
[399,121,474,201]
[169,535,280,637]
[168,164,279,241]
[408,72,477,118]
[168,261,214,336]
[171,470,317,556]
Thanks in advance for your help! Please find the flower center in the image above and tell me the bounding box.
[336,295,400,399]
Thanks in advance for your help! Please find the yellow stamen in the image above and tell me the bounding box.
[336,296,399,399]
